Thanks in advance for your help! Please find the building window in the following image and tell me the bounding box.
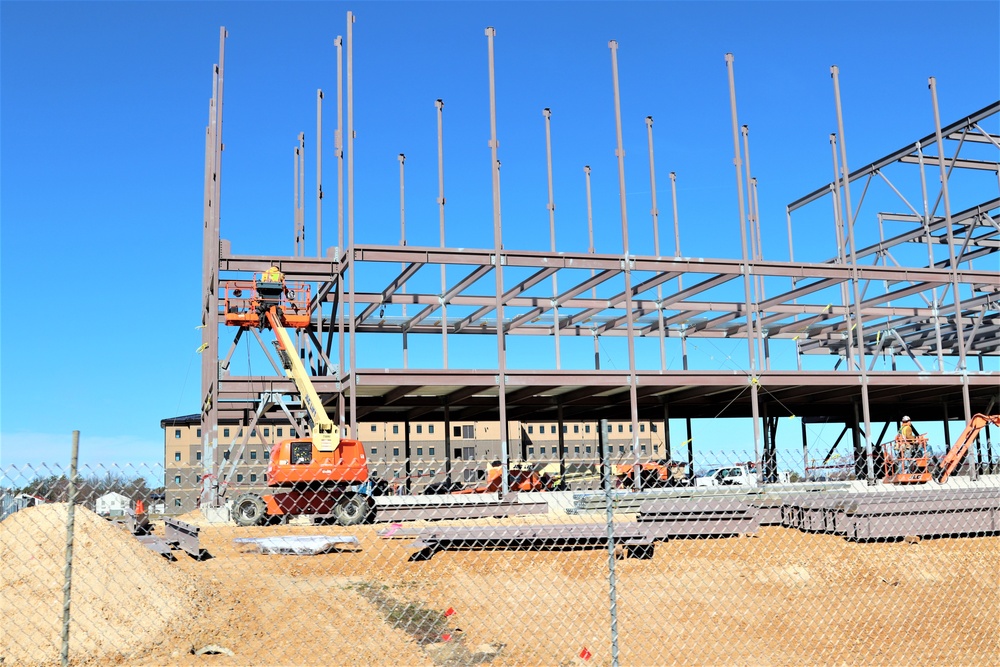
[174,452,181,462]
[429,447,435,456]
[462,425,474,439]
[586,446,592,454]
[654,445,659,453]
[174,429,181,439]
[526,425,532,434]
[251,428,257,437]
[250,474,257,482]
[238,429,243,437]
[619,446,625,453]
[264,450,270,461]
[174,475,181,484]
[197,428,202,437]
[196,475,201,483]
[371,424,377,432]
[223,450,230,460]
[641,445,647,453]
[223,428,230,438]
[640,424,645,432]
[237,474,244,483]
[618,424,624,433]
[417,448,423,456]
[393,425,399,435]
[453,425,461,437]
[540,447,546,455]
[428,425,435,434]
[416,425,423,434]
[290,429,296,437]
[264,427,270,437]
[174,499,182,507]
[573,425,579,433]
[250,451,257,460]
[277,428,283,437]
[574,446,580,454]
[550,425,556,434]
[196,451,202,461]
[371,447,378,456]
[562,425,567,434]
[393,447,400,456]
[454,448,462,459]
[629,424,633,432]
[528,447,535,456]
[585,424,591,433]
[651,424,657,433]
[607,424,612,433]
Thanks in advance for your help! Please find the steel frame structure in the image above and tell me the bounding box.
[199,22,999,506]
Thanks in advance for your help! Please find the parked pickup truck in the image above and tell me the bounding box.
[694,464,791,487]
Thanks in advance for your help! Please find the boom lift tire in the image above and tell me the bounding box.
[232,493,268,527]
[333,492,371,526]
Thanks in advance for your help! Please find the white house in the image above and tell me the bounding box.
[95,492,131,517]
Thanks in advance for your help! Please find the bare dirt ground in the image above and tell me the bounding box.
[3,504,998,666]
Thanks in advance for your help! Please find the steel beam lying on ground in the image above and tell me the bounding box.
[405,523,655,561]
[638,497,761,537]
[374,498,549,523]
[838,488,1000,541]
[163,518,205,559]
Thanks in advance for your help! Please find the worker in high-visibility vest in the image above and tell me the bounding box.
[261,265,284,283]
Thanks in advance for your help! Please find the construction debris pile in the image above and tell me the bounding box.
[0,503,196,665]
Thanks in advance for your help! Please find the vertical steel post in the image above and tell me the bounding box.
[316,90,323,257]
[585,165,600,370]
[725,53,762,475]
[486,26,510,495]
[316,90,324,368]
[915,142,947,373]
[347,11,357,436]
[670,172,689,368]
[294,143,302,256]
[543,108,561,368]
[801,419,809,480]
[662,401,671,462]
[335,35,346,431]
[201,27,226,508]
[646,116,667,371]
[929,77,973,430]
[61,430,80,667]
[399,153,408,368]
[609,40,642,489]
[828,134,857,371]
[444,405,453,484]
[831,65,875,483]
[436,99,449,368]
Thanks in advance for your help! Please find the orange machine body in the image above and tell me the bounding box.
[265,438,369,488]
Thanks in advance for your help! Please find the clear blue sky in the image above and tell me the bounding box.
[2,1,997,473]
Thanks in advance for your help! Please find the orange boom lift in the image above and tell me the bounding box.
[222,271,374,526]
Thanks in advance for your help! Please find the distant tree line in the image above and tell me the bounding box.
[11,472,164,506]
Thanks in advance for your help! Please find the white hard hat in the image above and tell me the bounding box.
[902,416,911,422]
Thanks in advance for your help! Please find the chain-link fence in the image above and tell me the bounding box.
[3,443,999,666]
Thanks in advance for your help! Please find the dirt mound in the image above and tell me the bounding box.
[0,503,196,665]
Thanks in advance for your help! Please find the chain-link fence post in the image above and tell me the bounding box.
[601,418,620,667]
[60,430,80,667]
